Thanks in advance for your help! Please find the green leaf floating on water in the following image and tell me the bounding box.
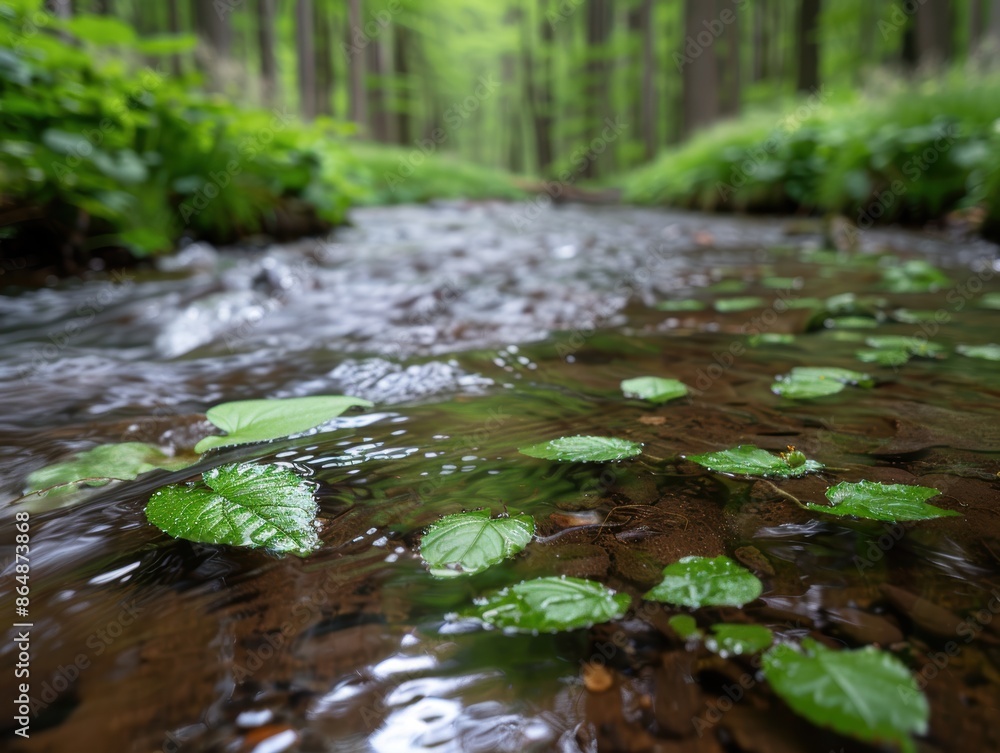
[195,395,374,453]
[881,259,950,293]
[762,640,929,753]
[956,343,1000,361]
[463,576,630,633]
[865,335,944,357]
[707,623,774,656]
[772,366,874,399]
[519,435,642,462]
[806,480,959,522]
[621,376,688,403]
[26,442,194,492]
[644,556,763,608]
[856,349,911,367]
[980,292,1000,310]
[668,614,703,640]
[420,509,534,577]
[145,462,320,555]
[657,299,705,312]
[688,444,824,478]
[715,296,766,312]
[828,316,879,329]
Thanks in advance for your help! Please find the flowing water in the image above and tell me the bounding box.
[2,203,1000,752]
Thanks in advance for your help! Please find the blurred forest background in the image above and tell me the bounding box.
[2,0,1000,270]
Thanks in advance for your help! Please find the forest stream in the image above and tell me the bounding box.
[2,202,1000,753]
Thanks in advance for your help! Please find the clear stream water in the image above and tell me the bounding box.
[1,203,999,752]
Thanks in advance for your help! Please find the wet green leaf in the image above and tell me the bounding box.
[26,442,194,492]
[707,623,774,656]
[644,556,763,608]
[688,445,824,478]
[657,299,705,312]
[882,259,950,293]
[761,276,802,290]
[464,576,630,633]
[715,296,766,312]
[806,480,959,522]
[668,614,702,639]
[892,309,942,324]
[865,335,944,357]
[772,366,873,399]
[709,279,747,293]
[195,395,374,453]
[828,316,879,329]
[621,376,688,403]
[956,343,1000,361]
[784,297,825,310]
[519,435,642,462]
[980,292,1000,310]
[748,333,796,346]
[856,349,911,367]
[145,462,320,555]
[762,640,928,752]
[420,509,534,577]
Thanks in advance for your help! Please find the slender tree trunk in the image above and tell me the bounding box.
[640,0,656,159]
[366,39,391,141]
[987,0,1000,46]
[257,0,277,105]
[681,0,719,137]
[721,0,741,115]
[167,0,183,77]
[531,0,555,174]
[970,0,983,52]
[315,1,334,116]
[752,0,768,82]
[796,0,821,91]
[914,0,952,65]
[393,24,411,144]
[347,0,367,132]
[582,0,612,178]
[296,0,316,119]
[192,0,231,56]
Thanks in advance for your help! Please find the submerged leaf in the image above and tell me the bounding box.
[688,445,823,478]
[707,623,774,656]
[621,376,688,403]
[715,296,766,312]
[519,435,642,462]
[668,614,703,639]
[145,462,320,555]
[644,556,763,608]
[856,349,911,367]
[772,366,873,399]
[420,509,534,577]
[657,299,705,312]
[26,442,194,492]
[806,480,959,522]
[956,343,1000,361]
[865,335,944,357]
[882,259,950,293]
[195,395,373,453]
[762,640,928,752]
[464,576,630,633]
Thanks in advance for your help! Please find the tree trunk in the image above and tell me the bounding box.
[192,0,231,57]
[987,0,1000,45]
[721,0,741,115]
[393,24,411,144]
[347,0,367,132]
[257,0,277,105]
[582,0,612,178]
[296,0,316,119]
[970,0,983,52]
[752,0,768,82]
[796,0,821,91]
[529,0,555,174]
[681,0,719,138]
[315,1,334,116]
[914,0,952,65]
[366,39,392,141]
[48,0,71,19]
[167,0,183,77]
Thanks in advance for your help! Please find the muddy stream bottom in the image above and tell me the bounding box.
[1,203,1000,752]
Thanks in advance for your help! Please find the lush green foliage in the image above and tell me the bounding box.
[623,73,1000,232]
[145,462,320,555]
[419,509,534,577]
[644,556,763,608]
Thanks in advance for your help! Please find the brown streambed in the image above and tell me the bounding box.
[1,202,999,752]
